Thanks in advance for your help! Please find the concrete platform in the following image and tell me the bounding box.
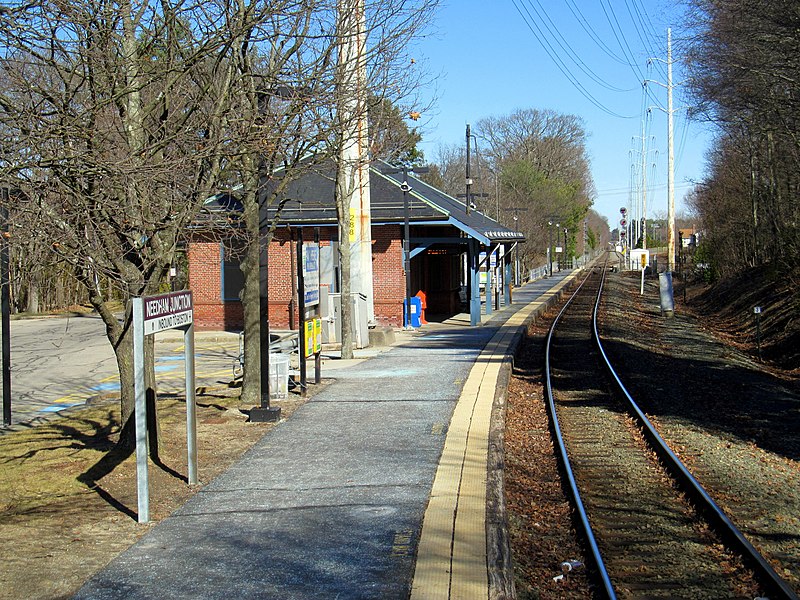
[74,271,580,600]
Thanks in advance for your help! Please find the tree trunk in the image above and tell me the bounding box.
[26,272,39,314]
[336,174,354,360]
[112,314,137,450]
[240,187,262,406]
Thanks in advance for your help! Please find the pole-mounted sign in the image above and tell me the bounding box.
[143,291,193,334]
[630,249,650,295]
[302,243,320,307]
[132,290,196,523]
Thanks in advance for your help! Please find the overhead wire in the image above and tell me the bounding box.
[597,0,645,82]
[510,0,636,118]
[510,0,673,116]
[624,0,668,81]
[524,0,637,92]
[674,110,691,179]
[595,0,665,110]
[507,0,698,215]
[630,0,665,47]
[563,0,633,66]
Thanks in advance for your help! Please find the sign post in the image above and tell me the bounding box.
[1,202,11,428]
[132,290,196,523]
[630,249,650,295]
[297,229,322,393]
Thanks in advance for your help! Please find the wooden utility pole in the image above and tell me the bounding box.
[667,28,676,273]
[338,0,374,323]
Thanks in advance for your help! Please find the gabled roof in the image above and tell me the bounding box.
[375,163,525,245]
[260,160,444,225]
[202,159,525,246]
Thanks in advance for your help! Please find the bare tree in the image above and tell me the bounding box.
[0,0,440,426]
[681,0,800,272]
[426,108,594,270]
[478,109,594,267]
[0,0,312,446]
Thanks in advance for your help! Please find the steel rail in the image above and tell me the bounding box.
[544,259,617,600]
[591,261,799,600]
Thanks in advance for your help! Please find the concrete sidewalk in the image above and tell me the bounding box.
[74,272,577,600]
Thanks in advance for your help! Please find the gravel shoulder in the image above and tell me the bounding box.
[601,271,800,591]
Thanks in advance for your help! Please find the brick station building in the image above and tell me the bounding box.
[187,161,525,332]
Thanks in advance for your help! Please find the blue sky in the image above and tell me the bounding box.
[412,0,714,227]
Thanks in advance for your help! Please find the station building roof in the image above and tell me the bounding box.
[200,160,525,248]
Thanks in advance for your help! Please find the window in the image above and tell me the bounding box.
[221,243,245,302]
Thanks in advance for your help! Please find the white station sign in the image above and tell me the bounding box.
[143,290,193,335]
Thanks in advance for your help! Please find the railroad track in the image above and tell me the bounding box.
[544,258,798,599]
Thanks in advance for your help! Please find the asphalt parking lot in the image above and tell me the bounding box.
[1,314,241,428]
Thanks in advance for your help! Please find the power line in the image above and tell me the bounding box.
[563,0,633,67]
[624,0,669,81]
[524,0,637,93]
[595,0,665,109]
[510,0,637,119]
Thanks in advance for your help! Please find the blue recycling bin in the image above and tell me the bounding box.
[403,296,422,328]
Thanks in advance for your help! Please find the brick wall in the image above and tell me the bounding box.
[372,225,404,327]
[187,237,235,330]
[187,224,407,330]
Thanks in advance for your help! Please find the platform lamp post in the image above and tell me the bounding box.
[505,207,527,284]
[513,212,519,285]
[250,223,281,423]
[249,84,310,423]
[387,165,428,328]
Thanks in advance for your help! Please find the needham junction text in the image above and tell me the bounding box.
[143,291,193,336]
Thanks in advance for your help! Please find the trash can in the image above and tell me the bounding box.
[269,353,290,400]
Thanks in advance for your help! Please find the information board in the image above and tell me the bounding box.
[304,317,322,357]
[302,244,319,307]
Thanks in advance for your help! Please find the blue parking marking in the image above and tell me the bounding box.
[40,403,83,412]
[89,382,121,392]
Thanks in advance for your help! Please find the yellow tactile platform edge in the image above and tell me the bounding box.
[410,275,578,600]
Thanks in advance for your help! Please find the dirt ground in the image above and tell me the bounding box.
[0,385,307,600]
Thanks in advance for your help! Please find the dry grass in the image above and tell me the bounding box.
[0,388,304,600]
